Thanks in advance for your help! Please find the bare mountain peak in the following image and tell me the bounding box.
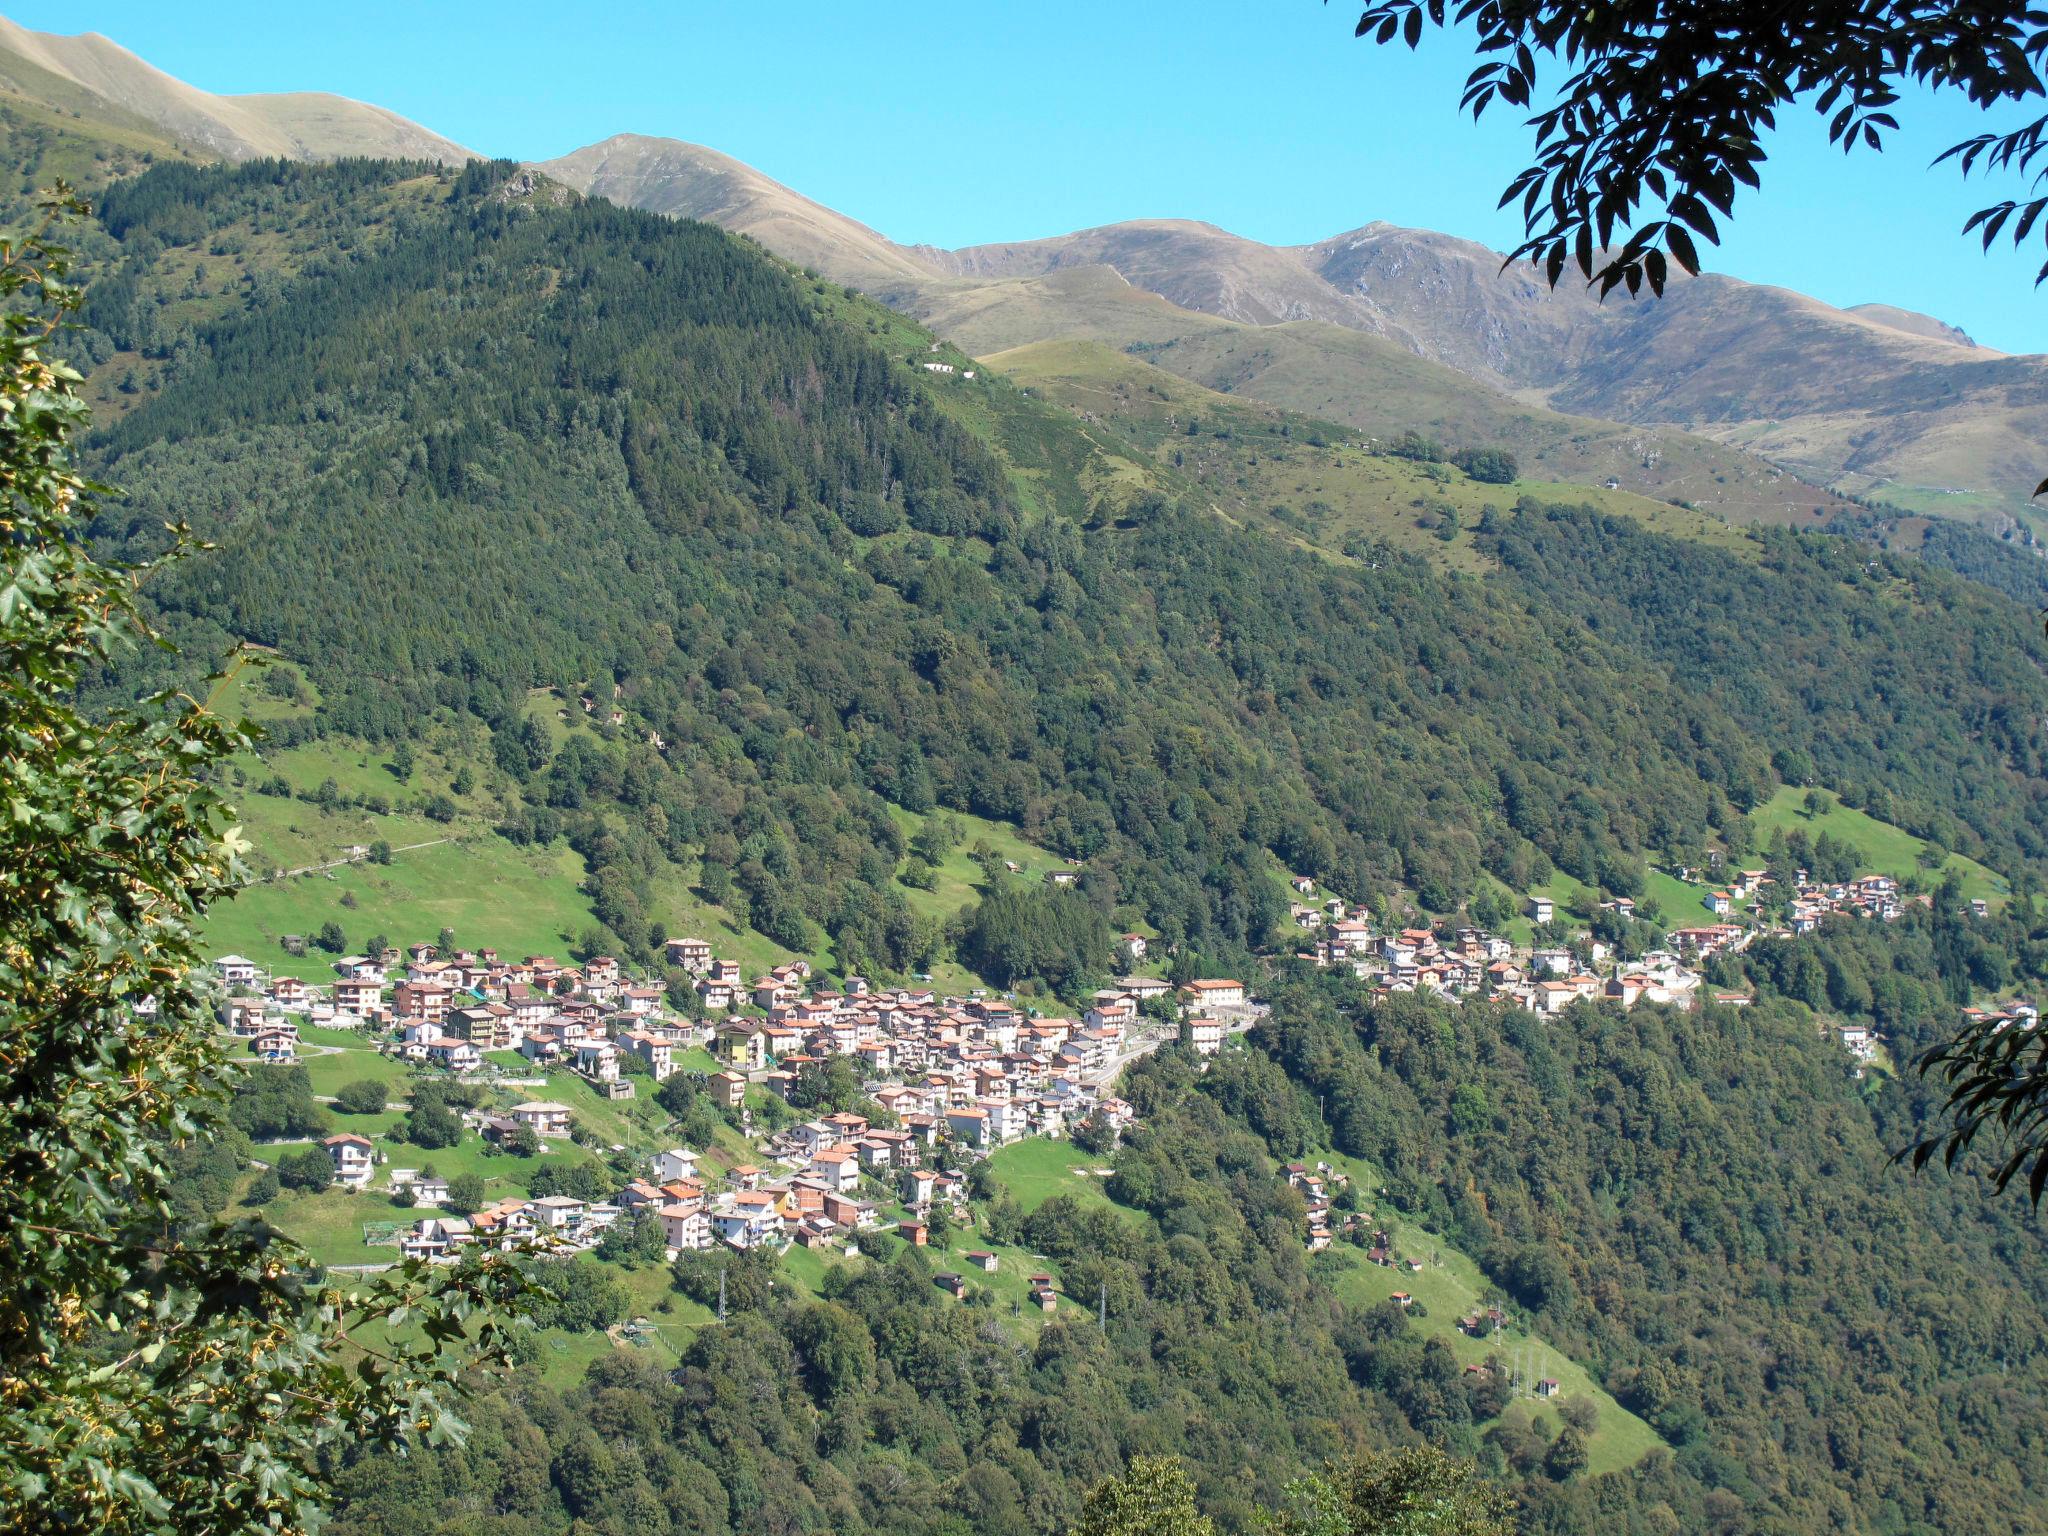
[537,134,933,286]
[1845,302,1985,351]
[0,11,473,164]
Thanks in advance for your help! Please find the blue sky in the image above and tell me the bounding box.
[22,1,2048,351]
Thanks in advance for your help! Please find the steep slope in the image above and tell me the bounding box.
[537,133,935,291]
[0,7,2029,526]
[0,14,473,164]
[58,151,2048,1536]
[985,337,1760,564]
[537,126,2048,528]
[925,217,1381,329]
[80,158,2048,907]
[1142,217,2048,527]
[531,136,1871,526]
[1847,302,1984,348]
[1127,321,1851,524]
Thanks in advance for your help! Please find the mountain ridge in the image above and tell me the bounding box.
[534,132,2048,528]
[0,5,2013,533]
[0,15,474,165]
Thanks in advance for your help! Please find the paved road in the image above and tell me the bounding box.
[1082,1006,1265,1091]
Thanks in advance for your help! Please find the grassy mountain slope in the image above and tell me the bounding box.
[924,281,1855,526]
[0,13,473,165]
[537,132,934,289]
[982,338,1755,566]
[956,214,2048,530]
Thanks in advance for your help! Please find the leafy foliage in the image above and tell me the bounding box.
[0,194,527,1536]
[1350,0,2048,292]
[1266,1447,1514,1536]
[1069,1457,1214,1536]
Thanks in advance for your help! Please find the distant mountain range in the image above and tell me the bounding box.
[540,134,2048,530]
[6,13,2045,529]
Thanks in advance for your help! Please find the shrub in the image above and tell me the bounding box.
[1452,446,1519,484]
[334,1079,388,1115]
[276,1148,333,1193]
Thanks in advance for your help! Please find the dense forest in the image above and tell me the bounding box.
[1477,503,2048,866]
[1257,953,2048,1533]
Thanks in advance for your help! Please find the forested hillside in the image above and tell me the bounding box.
[69,158,2048,975]
[46,155,2048,1535]
[1258,952,2048,1533]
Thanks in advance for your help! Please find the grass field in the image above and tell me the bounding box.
[1752,786,2008,904]
[1318,1245,1662,1477]
[204,832,600,966]
[984,1137,1121,1214]
[203,706,603,964]
[888,805,1063,916]
[203,681,1081,991]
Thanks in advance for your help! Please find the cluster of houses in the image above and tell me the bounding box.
[1284,1159,1346,1253]
[218,858,1951,1269]
[397,1186,625,1263]
[1293,896,1712,1017]
[624,1123,988,1257]
[388,1118,989,1267]
[1700,867,1913,931]
[1286,865,1940,1030]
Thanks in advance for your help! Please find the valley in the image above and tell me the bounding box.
[6,12,2048,1536]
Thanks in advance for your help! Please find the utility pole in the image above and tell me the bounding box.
[717,1265,727,1324]
[1098,1279,1107,1332]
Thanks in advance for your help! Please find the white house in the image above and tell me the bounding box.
[652,1147,700,1183]
[806,1146,863,1193]
[666,937,714,973]
[321,1133,375,1189]
[659,1201,711,1251]
[574,1040,620,1083]
[1181,978,1246,1014]
[943,1105,991,1149]
[620,1029,674,1079]
[510,1101,573,1140]
[710,1192,782,1249]
[425,1037,482,1072]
